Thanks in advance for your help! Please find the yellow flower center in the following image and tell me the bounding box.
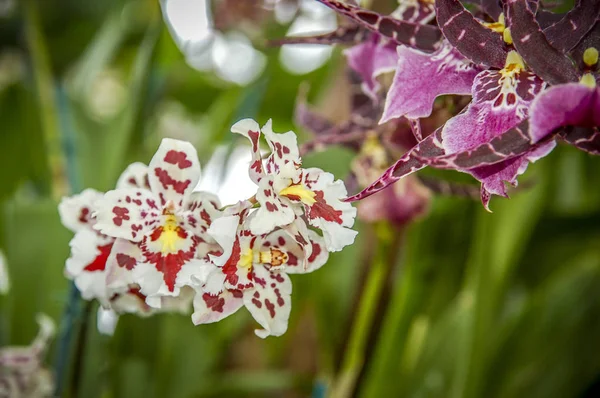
[239,248,288,269]
[483,14,512,45]
[157,215,184,254]
[279,184,317,205]
[580,73,597,88]
[501,51,526,77]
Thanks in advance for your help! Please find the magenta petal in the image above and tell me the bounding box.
[472,141,555,210]
[443,69,544,153]
[381,42,480,122]
[439,68,547,208]
[529,84,600,143]
[344,34,398,100]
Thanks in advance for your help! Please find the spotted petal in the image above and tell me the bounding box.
[392,0,436,24]
[262,119,301,175]
[231,118,265,183]
[344,34,399,100]
[192,288,244,324]
[346,129,445,201]
[381,42,480,123]
[104,238,143,294]
[439,68,553,208]
[542,0,600,53]
[271,25,367,46]
[58,189,103,233]
[116,162,150,190]
[422,120,539,169]
[529,84,600,144]
[560,127,600,155]
[184,191,222,235]
[301,168,357,252]
[65,229,113,307]
[94,188,161,242]
[435,0,507,68]
[316,0,442,51]
[505,0,579,85]
[243,265,292,338]
[148,138,201,208]
[250,177,297,236]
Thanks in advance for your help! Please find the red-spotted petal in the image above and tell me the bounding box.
[94,188,161,242]
[243,265,292,338]
[231,118,265,184]
[58,189,103,233]
[302,169,358,252]
[184,191,222,235]
[148,138,201,207]
[104,238,143,294]
[249,178,296,236]
[261,119,301,175]
[65,229,113,307]
[191,288,244,324]
[116,162,150,190]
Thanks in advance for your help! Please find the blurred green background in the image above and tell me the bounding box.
[1,0,600,397]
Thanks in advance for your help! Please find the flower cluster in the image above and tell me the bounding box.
[283,0,600,210]
[59,119,357,337]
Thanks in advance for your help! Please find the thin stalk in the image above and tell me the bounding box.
[71,301,94,397]
[330,222,401,398]
[22,0,66,199]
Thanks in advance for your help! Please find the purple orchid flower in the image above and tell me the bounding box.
[345,0,600,210]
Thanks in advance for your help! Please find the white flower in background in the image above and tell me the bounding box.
[160,0,266,85]
[0,250,9,294]
[0,50,23,92]
[0,314,55,397]
[279,0,337,75]
[85,69,127,121]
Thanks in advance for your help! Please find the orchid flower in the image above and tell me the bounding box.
[0,314,55,397]
[231,118,357,252]
[296,77,431,225]
[93,138,222,307]
[192,202,328,338]
[59,162,152,310]
[343,0,600,209]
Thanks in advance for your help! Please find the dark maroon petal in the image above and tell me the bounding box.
[419,120,540,169]
[480,0,503,20]
[542,0,600,53]
[435,0,508,68]
[536,10,566,29]
[527,0,540,14]
[345,129,445,202]
[505,0,579,84]
[316,0,442,51]
[269,25,367,46]
[560,126,600,155]
[571,21,600,71]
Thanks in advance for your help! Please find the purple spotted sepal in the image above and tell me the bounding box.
[505,0,579,85]
[435,0,508,68]
[316,0,442,52]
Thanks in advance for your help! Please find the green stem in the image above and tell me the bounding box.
[22,0,66,199]
[330,223,401,398]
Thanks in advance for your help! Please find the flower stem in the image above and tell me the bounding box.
[330,222,403,398]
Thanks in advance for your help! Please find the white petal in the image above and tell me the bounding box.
[58,188,103,232]
[148,138,201,208]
